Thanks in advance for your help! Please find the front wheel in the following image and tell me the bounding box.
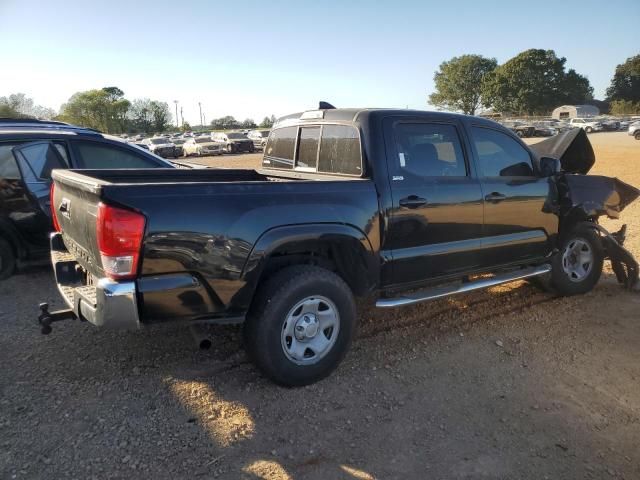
[226,144,234,154]
[634,131,640,140]
[585,126,593,133]
[244,266,357,387]
[549,223,604,296]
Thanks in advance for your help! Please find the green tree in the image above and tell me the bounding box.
[210,116,240,130]
[241,118,257,129]
[606,54,640,103]
[148,100,172,132]
[59,87,131,133]
[0,93,56,119]
[259,115,276,128]
[609,99,640,115]
[482,49,593,115]
[428,54,497,115]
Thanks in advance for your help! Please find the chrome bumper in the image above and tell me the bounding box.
[50,232,140,330]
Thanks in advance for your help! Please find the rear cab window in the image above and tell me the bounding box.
[73,141,163,168]
[263,124,362,176]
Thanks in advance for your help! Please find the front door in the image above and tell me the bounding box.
[383,118,484,286]
[468,125,558,267]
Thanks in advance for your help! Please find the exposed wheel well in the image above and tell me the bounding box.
[258,238,375,297]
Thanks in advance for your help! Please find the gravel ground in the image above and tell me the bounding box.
[1,132,639,479]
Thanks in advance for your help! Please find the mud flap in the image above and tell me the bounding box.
[592,224,639,290]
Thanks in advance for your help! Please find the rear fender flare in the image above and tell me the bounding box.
[236,224,377,309]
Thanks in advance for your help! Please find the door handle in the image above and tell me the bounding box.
[399,195,428,209]
[484,192,507,203]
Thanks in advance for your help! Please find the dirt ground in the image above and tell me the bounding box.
[1,132,639,479]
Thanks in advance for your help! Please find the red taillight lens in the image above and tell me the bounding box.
[96,203,145,279]
[50,183,61,232]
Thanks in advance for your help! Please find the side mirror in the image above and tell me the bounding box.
[539,156,561,177]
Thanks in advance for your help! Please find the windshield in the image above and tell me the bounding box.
[227,133,246,139]
[173,139,186,145]
[195,137,212,144]
[260,131,270,137]
[151,138,169,145]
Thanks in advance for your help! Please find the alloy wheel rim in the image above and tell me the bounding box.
[561,238,593,282]
[281,296,340,365]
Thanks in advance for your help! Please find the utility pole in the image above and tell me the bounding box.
[203,113,206,128]
[198,102,203,129]
[180,107,184,128]
[173,100,179,128]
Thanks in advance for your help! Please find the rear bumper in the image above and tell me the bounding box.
[50,232,140,330]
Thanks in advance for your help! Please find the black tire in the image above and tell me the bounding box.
[226,144,234,154]
[0,237,16,280]
[249,144,255,153]
[549,223,604,296]
[585,126,593,133]
[244,266,357,387]
[635,131,640,140]
[516,130,524,137]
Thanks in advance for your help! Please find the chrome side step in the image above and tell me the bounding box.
[376,264,551,308]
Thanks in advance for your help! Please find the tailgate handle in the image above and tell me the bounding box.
[59,198,71,218]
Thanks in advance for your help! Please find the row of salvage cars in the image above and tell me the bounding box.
[127,129,271,158]
[500,117,639,138]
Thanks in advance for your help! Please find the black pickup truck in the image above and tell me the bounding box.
[45,107,639,386]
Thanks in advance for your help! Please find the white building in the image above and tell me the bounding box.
[552,105,600,120]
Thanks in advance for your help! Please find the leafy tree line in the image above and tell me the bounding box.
[429,49,640,116]
[58,87,172,133]
[209,114,276,130]
[0,93,57,119]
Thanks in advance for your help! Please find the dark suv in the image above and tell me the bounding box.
[0,119,171,279]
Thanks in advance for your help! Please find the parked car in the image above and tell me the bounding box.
[532,122,557,137]
[171,138,186,156]
[629,121,640,140]
[501,121,536,138]
[43,107,639,386]
[598,118,621,131]
[247,129,270,149]
[212,132,255,153]
[0,119,172,279]
[182,136,224,156]
[143,137,178,158]
[568,118,603,133]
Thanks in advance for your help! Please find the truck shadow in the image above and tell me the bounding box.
[8,269,637,478]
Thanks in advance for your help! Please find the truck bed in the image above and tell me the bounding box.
[51,167,379,324]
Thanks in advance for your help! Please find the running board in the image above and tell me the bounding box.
[376,264,551,308]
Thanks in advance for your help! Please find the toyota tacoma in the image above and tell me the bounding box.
[42,106,639,386]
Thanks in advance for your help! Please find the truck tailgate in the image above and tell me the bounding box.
[51,171,109,278]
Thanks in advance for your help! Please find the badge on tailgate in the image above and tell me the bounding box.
[59,197,71,219]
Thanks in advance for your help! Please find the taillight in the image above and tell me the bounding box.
[96,202,145,280]
[50,183,61,232]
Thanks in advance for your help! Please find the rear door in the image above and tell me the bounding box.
[11,141,69,247]
[468,125,557,266]
[383,117,484,286]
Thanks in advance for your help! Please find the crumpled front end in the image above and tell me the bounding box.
[532,129,640,289]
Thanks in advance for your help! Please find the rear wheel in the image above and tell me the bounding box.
[585,126,593,133]
[549,223,604,296]
[0,237,16,280]
[226,144,234,154]
[635,131,640,140]
[244,266,357,387]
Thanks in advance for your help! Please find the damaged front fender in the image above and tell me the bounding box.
[558,174,640,220]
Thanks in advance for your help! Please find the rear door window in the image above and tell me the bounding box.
[74,141,163,168]
[318,125,362,176]
[13,142,68,181]
[263,126,296,169]
[0,143,21,179]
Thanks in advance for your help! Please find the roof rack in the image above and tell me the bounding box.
[0,117,70,126]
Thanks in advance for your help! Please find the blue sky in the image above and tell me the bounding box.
[0,0,638,124]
